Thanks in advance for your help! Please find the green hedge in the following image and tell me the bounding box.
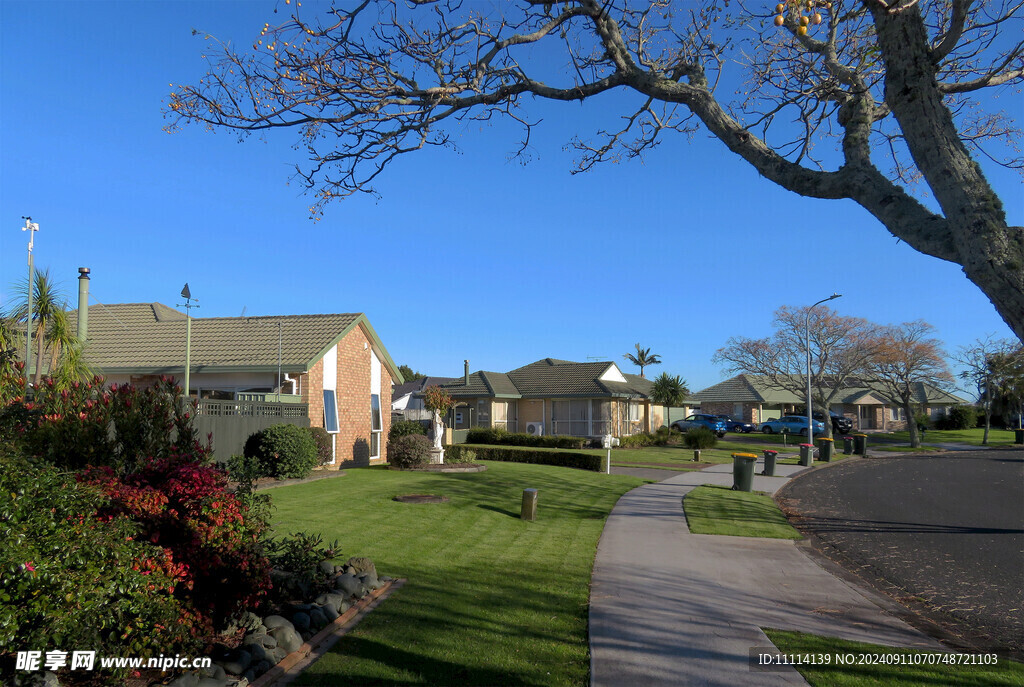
[465,427,587,449]
[447,444,601,471]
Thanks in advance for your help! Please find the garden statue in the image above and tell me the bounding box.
[431,409,444,451]
[422,385,454,465]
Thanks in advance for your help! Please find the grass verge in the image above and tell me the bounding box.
[268,462,644,686]
[764,629,1024,686]
[683,485,801,539]
[869,427,1020,447]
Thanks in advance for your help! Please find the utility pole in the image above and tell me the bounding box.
[21,217,39,387]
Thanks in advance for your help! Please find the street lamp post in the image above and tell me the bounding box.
[21,217,39,387]
[805,293,842,445]
[177,284,199,399]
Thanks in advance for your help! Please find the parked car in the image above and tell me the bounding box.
[671,414,728,438]
[818,411,854,435]
[715,415,757,433]
[760,415,825,436]
[793,409,854,435]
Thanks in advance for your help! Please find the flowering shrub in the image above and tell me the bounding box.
[0,447,194,684]
[1,374,207,474]
[1,369,272,647]
[79,453,272,632]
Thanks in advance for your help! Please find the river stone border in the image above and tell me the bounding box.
[250,579,405,687]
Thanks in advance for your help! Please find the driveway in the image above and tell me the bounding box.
[777,451,1024,658]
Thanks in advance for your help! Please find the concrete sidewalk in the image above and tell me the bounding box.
[589,460,945,686]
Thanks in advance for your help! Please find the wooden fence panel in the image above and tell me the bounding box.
[193,400,310,462]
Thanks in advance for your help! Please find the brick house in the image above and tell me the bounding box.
[693,374,967,431]
[433,358,666,438]
[71,302,402,467]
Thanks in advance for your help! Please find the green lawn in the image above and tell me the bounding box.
[869,427,1021,447]
[682,485,801,539]
[764,629,1024,686]
[268,462,645,686]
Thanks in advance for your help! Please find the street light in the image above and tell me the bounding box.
[805,293,842,445]
[21,217,39,386]
[177,284,199,399]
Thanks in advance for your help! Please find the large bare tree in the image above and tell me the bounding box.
[167,0,1024,339]
[866,320,954,447]
[713,305,880,437]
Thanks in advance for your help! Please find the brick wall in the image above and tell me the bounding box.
[302,359,325,430]
[301,323,394,468]
[699,402,732,417]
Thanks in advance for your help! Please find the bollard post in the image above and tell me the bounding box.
[521,488,538,521]
[693,449,701,462]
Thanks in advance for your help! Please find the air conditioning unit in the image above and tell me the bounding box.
[526,422,544,436]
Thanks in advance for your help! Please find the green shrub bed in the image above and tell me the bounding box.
[447,444,601,471]
[466,427,586,449]
[244,423,319,479]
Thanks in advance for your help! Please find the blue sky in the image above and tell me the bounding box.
[1,1,1020,395]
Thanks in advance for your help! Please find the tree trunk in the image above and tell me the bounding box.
[905,401,920,448]
[33,324,46,388]
[869,4,1024,342]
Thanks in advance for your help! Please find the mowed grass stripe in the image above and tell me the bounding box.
[266,462,644,686]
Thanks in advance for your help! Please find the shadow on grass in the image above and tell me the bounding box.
[477,503,520,518]
[297,635,548,686]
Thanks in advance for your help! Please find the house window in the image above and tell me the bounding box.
[493,401,507,430]
[552,400,588,436]
[370,393,382,458]
[890,406,906,421]
[323,390,339,433]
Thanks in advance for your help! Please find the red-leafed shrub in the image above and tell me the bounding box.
[1,370,273,646]
[79,453,272,632]
[1,375,206,474]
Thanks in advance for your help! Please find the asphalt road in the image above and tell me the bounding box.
[778,451,1024,656]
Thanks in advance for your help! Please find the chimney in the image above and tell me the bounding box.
[77,268,91,342]
[464,359,470,385]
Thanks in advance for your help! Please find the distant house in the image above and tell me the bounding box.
[391,376,459,420]
[433,358,678,438]
[692,374,967,431]
[71,301,403,466]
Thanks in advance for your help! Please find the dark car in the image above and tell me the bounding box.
[812,411,854,435]
[715,415,757,433]
[671,414,728,438]
[793,408,855,435]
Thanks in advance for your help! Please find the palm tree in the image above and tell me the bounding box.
[650,373,690,429]
[0,314,21,380]
[8,269,86,387]
[623,343,662,378]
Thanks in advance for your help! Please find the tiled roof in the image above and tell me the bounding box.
[440,358,652,399]
[694,374,967,406]
[392,376,459,401]
[70,303,385,376]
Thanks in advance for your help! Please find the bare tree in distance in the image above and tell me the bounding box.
[956,336,1024,441]
[167,1,1024,340]
[713,305,880,438]
[866,320,954,448]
